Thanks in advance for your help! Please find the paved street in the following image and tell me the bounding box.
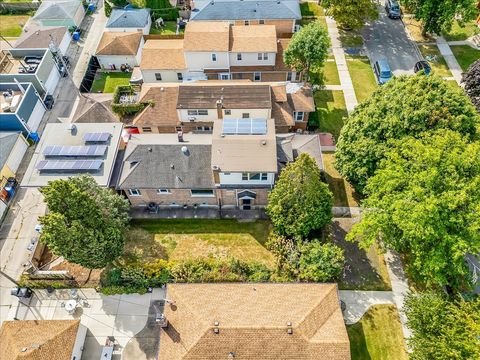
[361,5,421,75]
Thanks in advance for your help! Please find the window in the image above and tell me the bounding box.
[263,53,268,60]
[237,53,242,61]
[244,20,250,25]
[224,109,231,115]
[157,189,171,194]
[128,189,141,196]
[259,19,265,25]
[242,173,249,181]
[198,109,208,116]
[177,73,183,81]
[261,173,268,180]
[191,189,215,197]
[286,72,293,81]
[242,113,250,118]
[250,173,261,180]
[254,72,261,81]
[196,126,211,131]
[242,173,268,181]
[211,53,217,61]
[142,127,152,132]
[188,110,209,116]
[155,73,162,81]
[295,112,305,122]
[258,53,262,60]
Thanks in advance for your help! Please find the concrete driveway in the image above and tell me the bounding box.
[361,5,421,75]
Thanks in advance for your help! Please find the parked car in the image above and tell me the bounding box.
[385,0,401,19]
[373,59,393,84]
[44,94,54,110]
[414,60,432,75]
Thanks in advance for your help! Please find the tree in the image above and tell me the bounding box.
[284,21,330,80]
[39,175,130,269]
[298,241,344,282]
[348,130,480,289]
[130,0,146,8]
[335,75,480,193]
[321,0,378,30]
[402,0,478,35]
[267,153,333,238]
[462,59,480,112]
[404,293,480,359]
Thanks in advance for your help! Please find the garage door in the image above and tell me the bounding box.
[44,67,61,95]
[26,101,46,132]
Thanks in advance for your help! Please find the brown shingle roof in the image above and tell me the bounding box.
[287,85,315,112]
[141,40,186,70]
[15,25,68,49]
[229,25,277,52]
[275,38,294,71]
[132,84,180,127]
[177,83,271,109]
[0,320,80,360]
[271,84,294,127]
[183,21,230,52]
[159,283,350,360]
[96,31,142,55]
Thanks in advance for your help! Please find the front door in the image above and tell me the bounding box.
[219,73,231,80]
[241,198,251,210]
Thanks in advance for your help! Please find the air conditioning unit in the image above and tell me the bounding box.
[188,116,196,121]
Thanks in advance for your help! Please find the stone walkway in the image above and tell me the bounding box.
[436,36,464,85]
[339,290,395,324]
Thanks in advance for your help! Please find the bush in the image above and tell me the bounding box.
[298,241,344,282]
[111,85,149,116]
[151,8,180,21]
[266,231,299,276]
[104,1,112,17]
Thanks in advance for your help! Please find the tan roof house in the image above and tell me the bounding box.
[183,21,231,52]
[140,40,187,83]
[95,31,144,70]
[158,283,350,360]
[0,319,87,360]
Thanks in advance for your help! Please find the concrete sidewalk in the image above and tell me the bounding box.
[436,36,463,85]
[339,290,395,324]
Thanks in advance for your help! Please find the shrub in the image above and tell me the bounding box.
[104,1,112,17]
[111,85,149,116]
[266,231,299,275]
[298,241,344,282]
[151,8,180,21]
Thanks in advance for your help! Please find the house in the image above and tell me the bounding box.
[32,0,85,28]
[95,31,144,70]
[0,82,46,134]
[0,48,63,97]
[0,319,87,360]
[129,81,315,134]
[21,122,123,188]
[69,93,118,123]
[157,283,350,359]
[140,22,302,83]
[15,25,71,55]
[105,8,152,35]
[190,0,302,36]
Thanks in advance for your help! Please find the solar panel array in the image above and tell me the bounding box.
[36,160,103,172]
[222,118,267,135]
[43,145,107,157]
[83,132,111,142]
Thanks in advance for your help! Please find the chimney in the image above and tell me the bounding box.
[177,130,184,142]
[216,99,223,119]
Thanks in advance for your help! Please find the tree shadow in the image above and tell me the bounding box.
[348,321,373,360]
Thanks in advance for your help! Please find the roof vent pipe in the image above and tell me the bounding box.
[181,146,189,156]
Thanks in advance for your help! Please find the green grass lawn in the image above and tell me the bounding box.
[346,59,378,103]
[299,16,327,29]
[339,29,364,47]
[443,20,480,41]
[124,219,274,267]
[0,15,30,37]
[348,305,408,360]
[418,44,453,77]
[450,45,480,71]
[149,21,184,35]
[300,2,325,17]
[310,61,340,86]
[322,152,358,208]
[311,90,348,140]
[91,72,132,93]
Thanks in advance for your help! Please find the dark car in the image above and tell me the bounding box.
[414,60,432,75]
[385,0,401,19]
[44,94,54,110]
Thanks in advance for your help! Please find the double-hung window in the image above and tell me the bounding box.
[242,173,268,181]
[254,72,261,81]
[128,189,141,196]
[212,53,217,62]
[294,112,305,122]
[237,53,242,61]
[188,110,209,116]
[155,73,162,81]
[177,73,183,81]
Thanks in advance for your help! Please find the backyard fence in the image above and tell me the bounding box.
[144,33,184,40]
[0,2,39,12]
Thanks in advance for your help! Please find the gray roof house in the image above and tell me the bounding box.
[32,0,85,28]
[105,8,152,35]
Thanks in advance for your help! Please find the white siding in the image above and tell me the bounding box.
[219,172,275,186]
[97,55,139,69]
[71,324,87,360]
[26,101,46,132]
[141,69,184,83]
[184,51,229,71]
[223,108,270,119]
[0,200,7,221]
[44,67,60,95]
[229,52,276,67]
[178,109,215,122]
[5,135,28,175]
[59,31,71,55]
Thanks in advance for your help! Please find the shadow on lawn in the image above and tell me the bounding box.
[347,321,373,360]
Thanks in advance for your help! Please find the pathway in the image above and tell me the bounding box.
[436,36,463,85]
[339,290,394,324]
[325,16,358,113]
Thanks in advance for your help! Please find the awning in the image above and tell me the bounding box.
[237,190,256,199]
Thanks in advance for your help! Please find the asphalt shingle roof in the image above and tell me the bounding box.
[106,8,150,28]
[33,0,81,21]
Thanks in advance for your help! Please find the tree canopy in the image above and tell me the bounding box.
[462,59,480,112]
[403,0,478,35]
[266,153,333,238]
[284,21,330,79]
[321,0,378,30]
[39,175,130,269]
[298,241,344,282]
[348,130,480,289]
[404,293,480,359]
[335,75,480,193]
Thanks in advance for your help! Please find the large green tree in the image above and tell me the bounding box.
[321,0,378,30]
[462,59,480,112]
[404,293,480,359]
[284,21,330,80]
[39,175,130,269]
[348,130,480,288]
[267,153,333,238]
[335,75,480,193]
[403,0,478,34]
[298,241,344,282]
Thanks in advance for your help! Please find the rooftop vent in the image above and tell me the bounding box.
[228,352,235,358]
[213,327,220,334]
[181,146,189,156]
[214,321,219,326]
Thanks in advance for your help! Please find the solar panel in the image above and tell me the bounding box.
[222,118,267,135]
[36,160,103,172]
[83,132,111,142]
[43,145,107,157]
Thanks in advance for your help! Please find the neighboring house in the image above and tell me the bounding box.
[140,22,302,83]
[95,31,144,70]
[0,82,46,134]
[0,48,63,97]
[157,283,350,359]
[190,0,302,36]
[0,319,87,360]
[105,8,152,35]
[21,122,123,188]
[69,93,118,123]
[15,25,71,55]
[130,82,314,134]
[32,0,85,28]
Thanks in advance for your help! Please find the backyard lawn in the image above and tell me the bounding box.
[91,72,132,93]
[418,44,452,77]
[123,219,274,267]
[450,45,480,71]
[348,305,408,360]
[443,20,479,41]
[300,2,324,17]
[346,59,377,103]
[149,21,184,35]
[322,152,358,208]
[310,90,347,139]
[0,15,30,37]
